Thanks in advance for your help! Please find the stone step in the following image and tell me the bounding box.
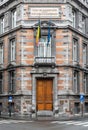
[37,111,53,117]
[37,116,54,120]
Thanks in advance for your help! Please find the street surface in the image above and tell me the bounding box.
[0,118,88,130]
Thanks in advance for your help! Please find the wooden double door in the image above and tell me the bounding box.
[36,79,53,111]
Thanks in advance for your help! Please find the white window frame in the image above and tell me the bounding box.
[0,17,4,34]
[38,37,51,57]
[72,9,76,28]
[10,39,16,62]
[73,71,79,93]
[64,74,69,90]
[83,44,87,66]
[83,73,87,93]
[73,39,78,62]
[0,44,3,64]
[12,9,16,28]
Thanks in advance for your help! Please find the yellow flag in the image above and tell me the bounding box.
[36,21,41,46]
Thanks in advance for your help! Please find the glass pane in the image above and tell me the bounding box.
[38,36,51,57]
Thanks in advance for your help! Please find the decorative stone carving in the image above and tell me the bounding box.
[16,5,22,21]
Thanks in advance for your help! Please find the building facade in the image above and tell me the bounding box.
[0,0,88,118]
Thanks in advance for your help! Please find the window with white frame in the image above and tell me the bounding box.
[73,39,79,62]
[82,16,86,34]
[0,17,4,34]
[0,44,3,64]
[64,74,69,90]
[72,9,76,28]
[10,39,16,62]
[12,9,16,28]
[0,72,3,93]
[83,44,87,66]
[73,71,79,93]
[9,71,15,93]
[83,73,87,93]
[38,36,51,57]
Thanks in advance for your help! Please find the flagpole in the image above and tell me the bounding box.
[46,20,51,58]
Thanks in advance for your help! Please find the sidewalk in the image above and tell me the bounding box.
[0,114,32,121]
[0,113,88,121]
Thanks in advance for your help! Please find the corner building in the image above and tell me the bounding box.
[0,0,88,118]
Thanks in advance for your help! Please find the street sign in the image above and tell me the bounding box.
[80,95,84,103]
[8,96,12,102]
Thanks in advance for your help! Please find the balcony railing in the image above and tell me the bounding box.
[34,57,55,66]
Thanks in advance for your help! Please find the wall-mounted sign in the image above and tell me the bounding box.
[30,7,60,18]
[8,96,13,102]
[80,94,84,103]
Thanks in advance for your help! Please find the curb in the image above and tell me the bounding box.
[0,115,88,121]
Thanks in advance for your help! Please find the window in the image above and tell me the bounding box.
[85,103,88,113]
[9,71,15,93]
[0,17,4,34]
[83,73,87,93]
[74,103,80,114]
[0,73,3,93]
[12,9,16,28]
[82,16,86,34]
[0,44,3,64]
[73,39,79,62]
[10,39,16,62]
[73,71,79,93]
[72,9,76,28]
[38,37,51,57]
[83,73,88,93]
[83,44,87,66]
[64,74,69,90]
